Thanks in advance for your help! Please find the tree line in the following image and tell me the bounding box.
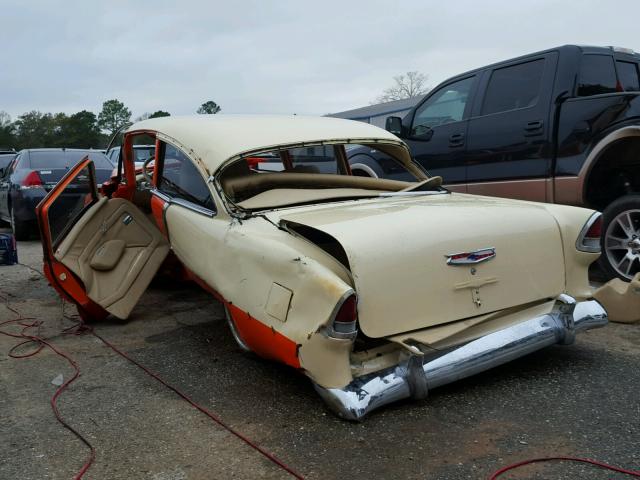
[0,99,221,151]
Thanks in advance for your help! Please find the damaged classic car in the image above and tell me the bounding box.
[35,115,608,420]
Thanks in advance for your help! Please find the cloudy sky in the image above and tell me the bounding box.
[2,0,640,120]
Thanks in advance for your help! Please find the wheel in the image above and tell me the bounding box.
[10,207,30,241]
[349,163,379,178]
[600,194,640,281]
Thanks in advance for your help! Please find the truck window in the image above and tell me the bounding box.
[411,76,474,137]
[577,55,618,96]
[616,61,640,91]
[481,59,545,115]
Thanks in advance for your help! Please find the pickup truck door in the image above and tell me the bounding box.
[36,157,169,320]
[404,75,477,188]
[465,52,558,202]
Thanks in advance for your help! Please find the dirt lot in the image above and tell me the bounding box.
[1,238,640,480]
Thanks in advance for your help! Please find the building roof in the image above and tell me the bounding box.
[328,97,423,121]
[127,114,410,173]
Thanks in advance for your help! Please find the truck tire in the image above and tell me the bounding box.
[10,207,30,241]
[600,194,640,281]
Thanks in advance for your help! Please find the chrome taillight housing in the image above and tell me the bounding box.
[576,212,603,253]
[328,293,358,340]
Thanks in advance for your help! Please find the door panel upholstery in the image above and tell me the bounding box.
[54,197,169,319]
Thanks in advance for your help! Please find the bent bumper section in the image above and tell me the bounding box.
[314,296,607,420]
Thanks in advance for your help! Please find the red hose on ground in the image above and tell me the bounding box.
[1,285,304,479]
[0,296,96,479]
[488,456,640,479]
[88,327,305,479]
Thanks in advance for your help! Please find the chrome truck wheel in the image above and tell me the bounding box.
[602,196,640,281]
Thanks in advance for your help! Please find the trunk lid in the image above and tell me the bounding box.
[272,193,566,338]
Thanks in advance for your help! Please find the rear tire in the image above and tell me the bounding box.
[600,194,640,281]
[10,207,30,241]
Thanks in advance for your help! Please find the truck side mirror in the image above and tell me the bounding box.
[385,116,403,136]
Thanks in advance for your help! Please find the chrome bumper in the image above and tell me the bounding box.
[314,296,607,420]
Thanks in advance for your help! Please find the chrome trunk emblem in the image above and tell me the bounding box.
[446,247,496,265]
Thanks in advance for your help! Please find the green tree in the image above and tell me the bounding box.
[149,110,170,118]
[197,101,221,114]
[14,111,57,148]
[60,110,101,148]
[98,99,132,136]
[0,111,16,149]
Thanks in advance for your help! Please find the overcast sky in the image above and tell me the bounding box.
[2,0,640,120]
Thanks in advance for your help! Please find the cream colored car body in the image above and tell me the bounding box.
[40,115,608,419]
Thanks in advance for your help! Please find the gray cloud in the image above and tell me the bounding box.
[1,0,639,120]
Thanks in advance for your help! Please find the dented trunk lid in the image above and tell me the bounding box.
[272,193,566,338]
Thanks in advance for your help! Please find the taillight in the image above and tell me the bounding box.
[21,171,43,189]
[576,213,602,253]
[329,293,358,339]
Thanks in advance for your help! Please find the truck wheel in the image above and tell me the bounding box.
[10,207,30,241]
[601,194,640,281]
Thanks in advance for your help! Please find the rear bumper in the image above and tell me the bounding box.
[314,296,607,420]
[11,189,46,222]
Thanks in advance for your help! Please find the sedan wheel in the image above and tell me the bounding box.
[602,195,640,281]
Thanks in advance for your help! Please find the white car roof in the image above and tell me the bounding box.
[126,115,410,174]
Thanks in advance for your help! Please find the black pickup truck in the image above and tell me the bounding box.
[350,45,640,281]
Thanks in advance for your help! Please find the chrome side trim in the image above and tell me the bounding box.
[151,189,216,218]
[314,296,607,420]
[224,305,251,352]
[171,197,216,217]
[151,189,171,203]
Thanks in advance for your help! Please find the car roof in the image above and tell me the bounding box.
[21,148,104,153]
[126,114,407,173]
[442,44,640,84]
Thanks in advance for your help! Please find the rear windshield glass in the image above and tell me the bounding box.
[28,151,112,169]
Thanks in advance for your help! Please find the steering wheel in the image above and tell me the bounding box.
[142,156,154,184]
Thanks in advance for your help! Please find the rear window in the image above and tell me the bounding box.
[28,151,113,169]
[481,59,545,115]
[577,55,618,96]
[249,145,342,174]
[616,61,640,91]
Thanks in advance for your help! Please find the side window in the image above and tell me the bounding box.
[411,76,474,136]
[481,59,545,115]
[47,163,97,248]
[158,143,215,212]
[616,61,640,91]
[577,55,618,96]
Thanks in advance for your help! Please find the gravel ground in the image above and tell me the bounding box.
[1,238,639,480]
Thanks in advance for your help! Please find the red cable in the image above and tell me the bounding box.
[89,328,305,479]
[489,456,640,479]
[0,299,96,479]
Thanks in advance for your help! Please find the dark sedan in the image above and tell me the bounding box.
[0,149,113,239]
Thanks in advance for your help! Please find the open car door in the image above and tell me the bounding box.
[36,157,169,320]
